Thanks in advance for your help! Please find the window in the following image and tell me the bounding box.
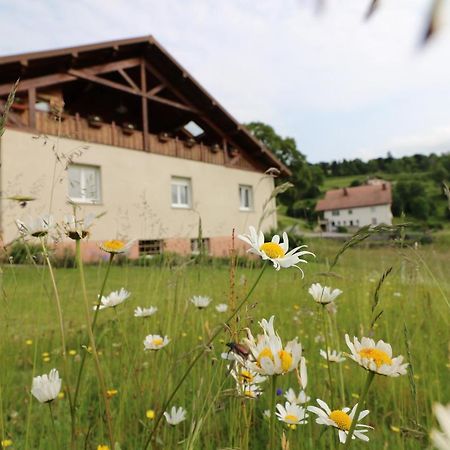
[190,238,210,255]
[348,209,353,214]
[239,185,253,211]
[350,220,353,226]
[171,177,191,208]
[371,206,376,212]
[183,120,204,137]
[372,218,377,225]
[332,210,340,216]
[138,240,162,256]
[68,164,101,203]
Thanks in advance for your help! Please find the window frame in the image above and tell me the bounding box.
[171,177,192,209]
[67,163,102,204]
[239,184,254,211]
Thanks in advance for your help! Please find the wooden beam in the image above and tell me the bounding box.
[148,95,197,113]
[28,87,36,129]
[118,68,140,92]
[78,57,141,76]
[147,84,164,96]
[0,73,76,95]
[140,61,149,152]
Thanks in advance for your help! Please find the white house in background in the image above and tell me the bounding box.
[315,180,393,232]
[0,36,289,260]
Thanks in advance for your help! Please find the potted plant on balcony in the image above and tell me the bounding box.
[158,132,171,142]
[88,114,102,128]
[122,122,136,135]
[229,147,239,157]
[184,137,196,148]
[211,143,221,153]
[11,97,27,112]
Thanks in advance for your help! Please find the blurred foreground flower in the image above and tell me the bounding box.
[134,306,158,317]
[309,283,342,305]
[190,295,212,309]
[215,303,228,313]
[276,401,308,425]
[164,406,186,425]
[146,409,156,420]
[238,226,314,275]
[63,213,95,240]
[345,335,408,377]
[31,368,61,403]
[432,403,450,450]
[320,349,346,363]
[1,439,13,448]
[144,334,170,351]
[95,288,130,310]
[16,215,53,238]
[308,399,372,444]
[100,239,134,254]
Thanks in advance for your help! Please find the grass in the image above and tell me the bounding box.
[0,239,449,449]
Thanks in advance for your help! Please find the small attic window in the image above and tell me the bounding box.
[183,120,204,137]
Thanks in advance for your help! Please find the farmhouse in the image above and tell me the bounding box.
[315,180,393,232]
[0,36,289,259]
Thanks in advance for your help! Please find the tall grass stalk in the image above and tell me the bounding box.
[269,375,278,450]
[143,263,268,450]
[321,306,335,406]
[75,240,115,448]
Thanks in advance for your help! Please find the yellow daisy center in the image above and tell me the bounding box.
[240,370,254,383]
[152,338,164,346]
[285,414,298,423]
[103,240,125,252]
[358,347,392,367]
[278,349,293,372]
[260,242,285,259]
[257,347,274,366]
[244,389,256,398]
[329,410,352,431]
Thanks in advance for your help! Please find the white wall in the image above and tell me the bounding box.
[0,130,277,244]
[323,204,392,231]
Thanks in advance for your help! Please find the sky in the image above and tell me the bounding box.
[1,0,450,163]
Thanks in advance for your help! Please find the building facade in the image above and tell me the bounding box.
[0,37,288,259]
[316,182,393,232]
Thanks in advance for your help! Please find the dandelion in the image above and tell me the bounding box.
[190,295,212,309]
[215,303,228,313]
[345,335,408,377]
[238,226,314,275]
[16,215,53,238]
[284,388,310,405]
[25,339,33,345]
[431,403,450,450]
[276,402,308,425]
[100,239,134,254]
[68,350,77,356]
[63,213,95,240]
[244,316,303,376]
[320,349,346,363]
[1,439,13,448]
[308,399,372,444]
[31,368,62,403]
[308,283,342,305]
[106,389,118,398]
[134,306,158,317]
[57,392,65,399]
[146,409,156,420]
[143,334,170,351]
[97,445,109,450]
[95,288,130,310]
[163,406,187,425]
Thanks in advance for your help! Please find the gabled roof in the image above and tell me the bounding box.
[315,182,392,212]
[0,35,290,176]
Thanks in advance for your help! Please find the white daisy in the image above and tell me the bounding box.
[16,215,53,238]
[95,288,130,310]
[143,334,170,351]
[229,365,267,386]
[244,316,303,376]
[190,295,212,309]
[31,368,62,403]
[345,334,408,377]
[308,399,372,444]
[276,401,308,425]
[284,388,310,405]
[237,382,263,399]
[238,226,315,275]
[63,214,95,240]
[100,239,134,254]
[215,303,228,313]
[308,283,342,305]
[320,349,346,363]
[134,306,158,317]
[164,406,187,425]
[432,403,450,450]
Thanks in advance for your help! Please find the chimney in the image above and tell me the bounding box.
[343,188,348,196]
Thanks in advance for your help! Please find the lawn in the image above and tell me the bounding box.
[0,239,449,449]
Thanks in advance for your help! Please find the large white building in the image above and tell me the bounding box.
[0,36,289,259]
[315,181,393,232]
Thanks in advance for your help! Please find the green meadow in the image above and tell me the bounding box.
[0,239,449,449]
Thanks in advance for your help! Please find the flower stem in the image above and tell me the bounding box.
[269,375,278,450]
[343,371,375,449]
[76,241,115,448]
[321,306,335,406]
[142,263,268,450]
[48,402,60,449]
